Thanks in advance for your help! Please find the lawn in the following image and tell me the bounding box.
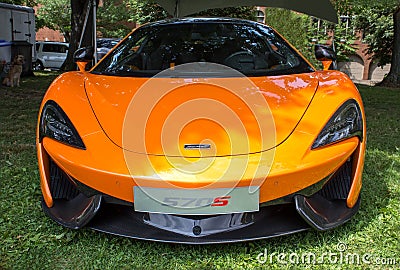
[0,72,399,269]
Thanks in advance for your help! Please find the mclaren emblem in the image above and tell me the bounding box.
[184,144,211,150]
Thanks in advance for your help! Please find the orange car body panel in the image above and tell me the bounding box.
[84,73,318,156]
[37,69,365,209]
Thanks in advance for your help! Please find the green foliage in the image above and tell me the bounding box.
[349,0,400,87]
[195,6,256,20]
[354,6,394,67]
[264,9,316,66]
[306,0,356,63]
[127,0,256,24]
[36,0,71,40]
[331,0,358,60]
[36,0,133,40]
[333,0,352,15]
[0,0,37,6]
[350,0,399,8]
[331,24,357,62]
[263,4,357,69]
[126,0,169,24]
[97,0,132,37]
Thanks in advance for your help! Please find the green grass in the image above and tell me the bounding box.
[0,74,399,269]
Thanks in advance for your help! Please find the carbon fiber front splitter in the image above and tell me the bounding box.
[85,192,361,244]
[42,157,361,244]
[87,203,310,244]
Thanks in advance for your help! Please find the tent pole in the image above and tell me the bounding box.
[93,0,97,63]
[174,0,179,17]
[79,0,92,48]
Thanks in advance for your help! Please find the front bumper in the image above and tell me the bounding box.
[41,157,361,244]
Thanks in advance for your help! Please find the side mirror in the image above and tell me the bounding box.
[314,44,336,71]
[73,47,94,72]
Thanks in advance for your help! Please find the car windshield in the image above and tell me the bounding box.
[93,20,313,77]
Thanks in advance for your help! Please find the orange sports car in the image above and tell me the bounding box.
[37,18,365,244]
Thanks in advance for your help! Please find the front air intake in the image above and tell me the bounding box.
[49,159,80,200]
[317,159,352,200]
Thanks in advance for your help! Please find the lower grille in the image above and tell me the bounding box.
[317,159,352,200]
[49,159,80,200]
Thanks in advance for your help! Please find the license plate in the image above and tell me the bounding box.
[134,186,259,215]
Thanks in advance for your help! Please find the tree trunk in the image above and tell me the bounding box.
[379,5,400,88]
[64,31,71,43]
[62,0,93,71]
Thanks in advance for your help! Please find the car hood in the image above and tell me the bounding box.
[85,73,318,157]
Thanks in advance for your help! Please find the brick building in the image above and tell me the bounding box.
[34,5,66,42]
[338,38,391,83]
[36,27,65,42]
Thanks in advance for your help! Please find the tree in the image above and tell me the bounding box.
[195,6,255,20]
[355,7,393,68]
[96,0,131,38]
[36,0,90,70]
[63,0,91,70]
[36,0,72,41]
[0,0,37,6]
[264,9,314,64]
[351,0,400,88]
[127,0,255,24]
[264,3,356,69]
[126,0,169,24]
[37,0,132,41]
[36,0,132,70]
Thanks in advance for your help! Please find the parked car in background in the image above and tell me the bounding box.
[97,38,120,60]
[34,41,68,70]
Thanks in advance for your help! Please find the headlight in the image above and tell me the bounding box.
[312,99,363,149]
[39,101,85,149]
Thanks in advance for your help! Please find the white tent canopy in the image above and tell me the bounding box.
[154,0,338,23]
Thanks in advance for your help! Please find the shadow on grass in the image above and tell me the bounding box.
[360,148,399,218]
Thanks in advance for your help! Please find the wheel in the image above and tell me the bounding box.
[33,61,44,71]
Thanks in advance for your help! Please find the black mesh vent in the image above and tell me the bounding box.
[317,159,352,200]
[49,159,80,200]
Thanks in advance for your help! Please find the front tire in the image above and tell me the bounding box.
[33,61,44,71]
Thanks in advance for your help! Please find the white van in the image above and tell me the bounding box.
[34,41,68,70]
